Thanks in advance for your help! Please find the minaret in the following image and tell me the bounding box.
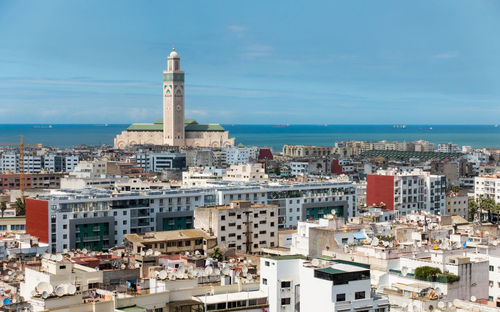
[163,47,185,146]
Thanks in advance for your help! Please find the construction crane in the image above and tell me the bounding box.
[0,135,42,202]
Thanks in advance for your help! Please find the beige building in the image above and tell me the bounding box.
[446,193,469,219]
[223,163,269,183]
[0,216,25,233]
[123,229,217,256]
[282,145,332,158]
[114,48,235,149]
[194,200,278,253]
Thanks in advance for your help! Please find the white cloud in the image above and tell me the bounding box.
[241,44,273,59]
[227,25,247,34]
[432,52,459,59]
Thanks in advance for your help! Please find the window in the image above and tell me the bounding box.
[281,298,291,305]
[221,215,226,221]
[336,293,346,302]
[355,291,365,300]
[265,261,270,267]
[490,265,494,272]
[263,278,267,285]
[281,281,291,288]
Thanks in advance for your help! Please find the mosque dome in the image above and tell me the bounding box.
[169,49,179,58]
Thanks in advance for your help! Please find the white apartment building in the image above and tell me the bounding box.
[134,152,186,172]
[437,143,461,153]
[44,154,80,172]
[194,201,278,253]
[0,153,43,173]
[260,256,389,312]
[367,169,447,216]
[182,167,226,187]
[70,160,108,178]
[223,163,269,183]
[27,179,357,252]
[474,174,500,204]
[224,147,258,165]
[287,162,309,176]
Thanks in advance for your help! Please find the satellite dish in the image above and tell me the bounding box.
[214,268,220,275]
[437,301,446,310]
[55,285,65,297]
[401,267,408,276]
[41,291,49,299]
[372,237,379,246]
[195,250,200,255]
[69,252,74,257]
[205,266,213,275]
[67,285,76,295]
[242,266,248,275]
[42,253,50,260]
[36,282,51,294]
[135,263,140,268]
[471,296,476,302]
[222,267,230,275]
[159,270,167,280]
[247,273,253,280]
[50,254,57,261]
[121,264,126,270]
[82,248,88,254]
[140,251,145,256]
[154,251,161,256]
[56,254,63,262]
[63,249,68,254]
[312,259,320,266]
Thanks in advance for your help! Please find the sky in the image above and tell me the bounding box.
[0,1,500,125]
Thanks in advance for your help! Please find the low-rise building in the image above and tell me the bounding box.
[446,193,468,219]
[124,229,217,255]
[260,255,389,312]
[223,163,269,183]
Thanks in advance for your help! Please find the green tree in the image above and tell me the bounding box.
[209,247,224,262]
[450,186,460,193]
[468,199,478,222]
[480,196,496,223]
[15,198,25,216]
[0,201,6,218]
[414,266,442,281]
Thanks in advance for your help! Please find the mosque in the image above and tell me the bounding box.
[114,48,235,149]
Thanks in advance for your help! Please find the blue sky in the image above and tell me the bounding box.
[1,0,499,124]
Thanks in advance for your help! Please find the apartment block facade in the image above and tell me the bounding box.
[194,201,278,253]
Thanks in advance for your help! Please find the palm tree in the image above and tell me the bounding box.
[15,198,25,216]
[480,197,496,223]
[468,199,478,222]
[209,247,224,261]
[0,201,6,218]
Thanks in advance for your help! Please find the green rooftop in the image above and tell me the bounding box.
[316,267,345,275]
[127,118,225,132]
[266,255,307,261]
[360,150,462,161]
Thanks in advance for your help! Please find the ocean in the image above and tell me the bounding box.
[0,124,499,152]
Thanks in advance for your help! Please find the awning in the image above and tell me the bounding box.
[353,232,367,240]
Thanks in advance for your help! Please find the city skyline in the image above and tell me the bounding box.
[1,0,500,124]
